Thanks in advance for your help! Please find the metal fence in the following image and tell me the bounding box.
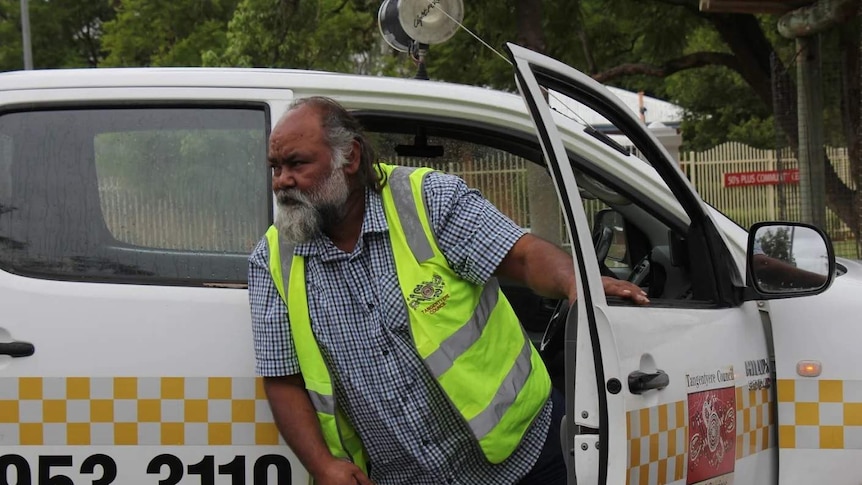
[680,143,857,258]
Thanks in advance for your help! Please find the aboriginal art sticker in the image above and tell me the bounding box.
[685,365,736,485]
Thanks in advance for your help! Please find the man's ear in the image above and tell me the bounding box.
[343,139,362,175]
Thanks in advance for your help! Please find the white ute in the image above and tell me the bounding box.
[0,44,859,484]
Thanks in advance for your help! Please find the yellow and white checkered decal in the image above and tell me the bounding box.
[627,401,687,485]
[777,378,862,449]
[626,385,774,485]
[736,386,773,459]
[0,377,282,446]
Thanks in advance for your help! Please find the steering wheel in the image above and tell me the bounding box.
[539,299,570,364]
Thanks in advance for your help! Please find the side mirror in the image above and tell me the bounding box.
[745,222,835,300]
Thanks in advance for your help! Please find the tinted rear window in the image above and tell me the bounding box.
[0,107,270,285]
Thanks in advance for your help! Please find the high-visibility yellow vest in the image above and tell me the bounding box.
[265,226,369,474]
[266,163,551,468]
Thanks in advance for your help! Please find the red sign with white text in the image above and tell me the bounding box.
[724,169,799,187]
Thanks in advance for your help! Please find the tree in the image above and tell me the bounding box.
[100,0,238,67]
[758,226,796,263]
[204,0,378,72]
[561,1,794,151]
[0,0,115,70]
[586,1,861,254]
[589,2,859,252]
[405,0,789,150]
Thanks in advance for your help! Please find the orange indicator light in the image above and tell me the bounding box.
[796,360,822,377]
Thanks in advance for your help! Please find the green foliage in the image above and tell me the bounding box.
[565,1,780,150]
[423,1,517,90]
[101,0,238,67]
[0,0,115,70]
[818,26,860,148]
[758,226,796,264]
[670,66,776,150]
[205,0,377,71]
[420,0,750,148]
[574,0,694,69]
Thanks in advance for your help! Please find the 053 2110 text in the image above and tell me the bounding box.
[0,453,292,485]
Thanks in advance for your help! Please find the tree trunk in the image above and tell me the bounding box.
[516,0,546,54]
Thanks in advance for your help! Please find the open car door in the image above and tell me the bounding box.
[506,43,629,484]
[506,43,783,485]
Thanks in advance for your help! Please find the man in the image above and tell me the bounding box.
[248,96,648,485]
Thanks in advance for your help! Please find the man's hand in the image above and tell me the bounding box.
[263,377,373,485]
[601,276,649,305]
[313,458,374,485]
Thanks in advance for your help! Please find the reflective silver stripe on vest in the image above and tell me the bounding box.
[278,235,294,299]
[276,235,337,416]
[390,167,434,263]
[307,388,336,415]
[423,278,500,377]
[468,337,534,440]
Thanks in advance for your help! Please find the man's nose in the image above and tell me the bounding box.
[272,167,296,190]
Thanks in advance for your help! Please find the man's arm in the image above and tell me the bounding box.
[263,375,373,485]
[419,172,646,304]
[249,240,371,485]
[495,233,649,304]
[752,253,827,289]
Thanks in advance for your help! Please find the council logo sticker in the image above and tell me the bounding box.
[686,366,736,485]
[408,274,445,310]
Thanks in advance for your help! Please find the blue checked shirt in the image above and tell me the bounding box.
[249,170,552,485]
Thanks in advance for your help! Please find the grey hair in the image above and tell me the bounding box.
[286,96,383,192]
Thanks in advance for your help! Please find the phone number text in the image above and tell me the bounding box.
[0,454,291,485]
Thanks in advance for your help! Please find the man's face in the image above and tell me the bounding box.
[268,105,350,243]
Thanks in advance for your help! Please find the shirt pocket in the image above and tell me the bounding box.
[377,271,409,335]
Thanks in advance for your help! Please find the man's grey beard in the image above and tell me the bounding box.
[274,156,351,244]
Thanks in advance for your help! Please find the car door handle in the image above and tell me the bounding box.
[0,341,35,357]
[628,370,669,394]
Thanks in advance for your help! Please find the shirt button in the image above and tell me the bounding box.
[367,303,375,310]
[422,439,430,446]
[382,350,389,356]
[446,479,454,484]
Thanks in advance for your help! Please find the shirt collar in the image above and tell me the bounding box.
[293,188,389,259]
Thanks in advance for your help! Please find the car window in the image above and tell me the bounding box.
[0,106,270,285]
[547,87,727,305]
